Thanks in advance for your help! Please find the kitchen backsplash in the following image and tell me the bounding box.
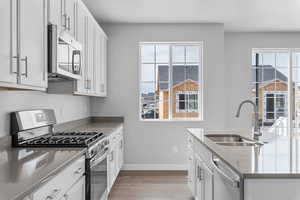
[0,91,90,137]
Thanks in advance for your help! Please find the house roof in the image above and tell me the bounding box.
[158,65,199,90]
[252,65,287,82]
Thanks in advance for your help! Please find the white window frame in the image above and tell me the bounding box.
[139,42,204,121]
[176,91,199,113]
[252,48,300,131]
[263,91,288,122]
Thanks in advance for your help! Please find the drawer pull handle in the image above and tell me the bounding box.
[74,167,83,174]
[46,188,61,200]
[21,56,28,77]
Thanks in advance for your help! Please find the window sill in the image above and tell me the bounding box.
[139,118,204,122]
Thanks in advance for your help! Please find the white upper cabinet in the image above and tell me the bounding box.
[19,0,47,88]
[62,0,76,37]
[86,16,96,94]
[74,0,88,94]
[49,0,76,37]
[0,0,47,90]
[0,0,17,85]
[0,0,107,93]
[98,32,108,97]
[49,0,108,97]
[48,0,61,26]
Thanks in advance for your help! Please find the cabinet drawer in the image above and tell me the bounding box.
[33,155,85,200]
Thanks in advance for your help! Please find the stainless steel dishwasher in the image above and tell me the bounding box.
[212,155,244,200]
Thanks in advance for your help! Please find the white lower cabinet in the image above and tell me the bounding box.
[194,155,203,200]
[187,135,195,196]
[60,176,85,200]
[33,155,85,200]
[188,132,241,200]
[107,128,124,193]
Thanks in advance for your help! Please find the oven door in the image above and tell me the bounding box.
[89,151,108,200]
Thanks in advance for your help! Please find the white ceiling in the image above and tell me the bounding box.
[82,0,300,31]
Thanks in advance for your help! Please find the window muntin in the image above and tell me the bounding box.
[140,43,203,121]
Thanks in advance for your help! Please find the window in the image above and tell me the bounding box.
[139,42,203,121]
[251,49,300,134]
[176,91,198,113]
[263,91,288,121]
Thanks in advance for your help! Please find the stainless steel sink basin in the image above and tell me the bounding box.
[205,134,263,147]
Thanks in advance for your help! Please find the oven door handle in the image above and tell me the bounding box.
[90,151,108,168]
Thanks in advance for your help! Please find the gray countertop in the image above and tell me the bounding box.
[187,128,300,179]
[0,116,124,200]
[60,118,124,137]
[0,137,86,200]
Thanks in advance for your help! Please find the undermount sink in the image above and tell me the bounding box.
[205,134,263,147]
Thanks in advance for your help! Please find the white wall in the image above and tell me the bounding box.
[91,23,226,169]
[0,91,90,137]
[225,32,300,129]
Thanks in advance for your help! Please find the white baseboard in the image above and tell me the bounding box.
[122,164,188,171]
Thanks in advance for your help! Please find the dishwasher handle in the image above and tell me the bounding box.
[212,158,240,188]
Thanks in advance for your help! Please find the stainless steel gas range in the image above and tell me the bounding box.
[10,109,109,200]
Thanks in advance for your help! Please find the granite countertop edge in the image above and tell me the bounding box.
[1,116,124,200]
[13,148,86,200]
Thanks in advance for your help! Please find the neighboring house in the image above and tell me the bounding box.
[141,64,200,119]
[252,65,288,124]
[157,65,200,119]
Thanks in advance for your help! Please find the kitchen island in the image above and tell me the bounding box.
[187,128,300,200]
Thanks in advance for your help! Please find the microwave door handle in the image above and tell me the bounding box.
[72,50,81,75]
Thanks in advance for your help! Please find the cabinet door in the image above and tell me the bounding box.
[18,0,47,88]
[48,0,61,26]
[194,155,203,200]
[61,176,85,200]
[117,136,124,172]
[108,149,116,190]
[201,160,214,200]
[187,152,195,195]
[63,0,76,36]
[74,0,88,94]
[0,0,17,84]
[93,27,108,97]
[99,34,108,96]
[94,28,102,95]
[86,18,96,94]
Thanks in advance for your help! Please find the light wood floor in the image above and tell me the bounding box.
[108,171,193,200]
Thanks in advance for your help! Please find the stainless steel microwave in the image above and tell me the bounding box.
[48,24,82,81]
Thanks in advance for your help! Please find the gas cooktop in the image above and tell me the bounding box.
[18,132,104,147]
[10,109,106,148]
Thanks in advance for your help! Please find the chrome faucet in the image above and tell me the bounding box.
[235,100,262,140]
